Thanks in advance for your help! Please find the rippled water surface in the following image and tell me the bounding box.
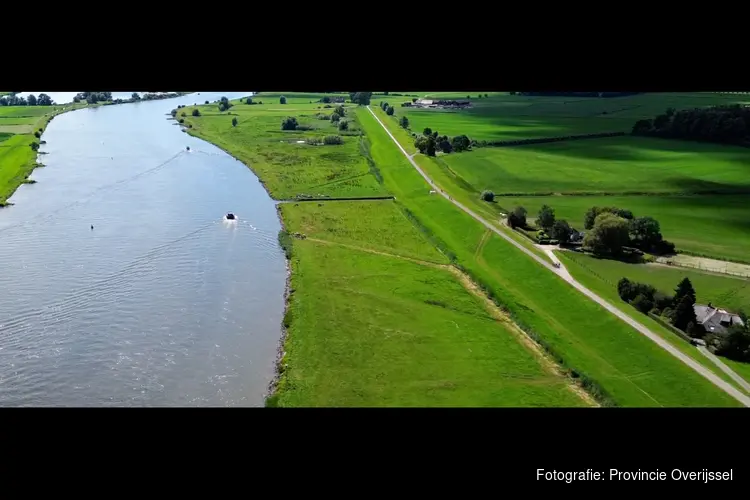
[0,92,287,406]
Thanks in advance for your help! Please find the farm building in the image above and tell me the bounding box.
[694,303,745,335]
[413,99,471,109]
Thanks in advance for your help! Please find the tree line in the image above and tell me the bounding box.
[412,127,471,157]
[505,204,575,245]
[632,105,750,146]
[0,93,54,106]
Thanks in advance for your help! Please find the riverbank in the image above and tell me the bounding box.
[0,101,90,205]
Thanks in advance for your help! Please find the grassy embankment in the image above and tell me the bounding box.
[178,92,744,407]
[0,102,90,205]
[361,104,745,406]
[178,93,591,407]
[376,92,750,264]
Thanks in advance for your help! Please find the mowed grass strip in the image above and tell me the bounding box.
[438,136,750,196]
[357,104,742,407]
[499,195,750,264]
[180,95,386,200]
[271,231,587,407]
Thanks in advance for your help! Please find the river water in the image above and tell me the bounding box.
[0,92,288,406]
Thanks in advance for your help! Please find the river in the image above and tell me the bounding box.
[0,92,288,406]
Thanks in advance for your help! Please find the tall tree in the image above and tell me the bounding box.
[583,213,630,256]
[26,94,37,106]
[673,294,699,333]
[674,277,697,305]
[537,204,556,230]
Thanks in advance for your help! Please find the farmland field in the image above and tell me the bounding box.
[374,92,750,142]
[438,136,750,196]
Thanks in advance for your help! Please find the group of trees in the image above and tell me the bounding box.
[632,105,750,146]
[348,92,373,106]
[218,96,233,112]
[506,204,574,244]
[0,93,54,106]
[413,128,472,157]
[711,316,750,363]
[379,101,395,116]
[281,117,299,131]
[582,206,675,256]
[617,277,702,335]
[73,92,113,104]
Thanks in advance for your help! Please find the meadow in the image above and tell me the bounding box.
[375,92,750,142]
[497,195,750,264]
[355,106,742,407]
[438,136,750,196]
[270,201,588,407]
[179,93,386,200]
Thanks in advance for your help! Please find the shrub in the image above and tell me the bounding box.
[218,103,228,112]
[34,131,41,138]
[330,113,340,123]
[179,118,185,123]
[181,112,186,117]
[480,190,495,202]
[338,120,349,131]
[280,96,287,104]
[323,135,343,145]
[631,293,653,314]
[205,100,209,104]
[399,116,410,129]
[281,117,298,130]
[246,97,253,104]
[192,109,201,117]
[386,106,394,116]
[171,109,177,117]
[232,117,238,127]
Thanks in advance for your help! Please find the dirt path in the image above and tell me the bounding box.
[366,105,750,408]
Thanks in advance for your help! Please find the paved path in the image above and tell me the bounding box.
[366,106,750,407]
[698,347,750,394]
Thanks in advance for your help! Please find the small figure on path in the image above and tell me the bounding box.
[91,224,94,230]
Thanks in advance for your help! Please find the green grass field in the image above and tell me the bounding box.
[722,359,750,385]
[271,201,587,407]
[356,106,741,407]
[374,92,750,142]
[559,251,750,314]
[497,195,750,264]
[438,136,750,196]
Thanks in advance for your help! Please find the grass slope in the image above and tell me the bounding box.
[357,105,741,407]
[273,205,585,407]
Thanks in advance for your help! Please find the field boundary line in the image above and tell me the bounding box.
[366,105,750,408]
